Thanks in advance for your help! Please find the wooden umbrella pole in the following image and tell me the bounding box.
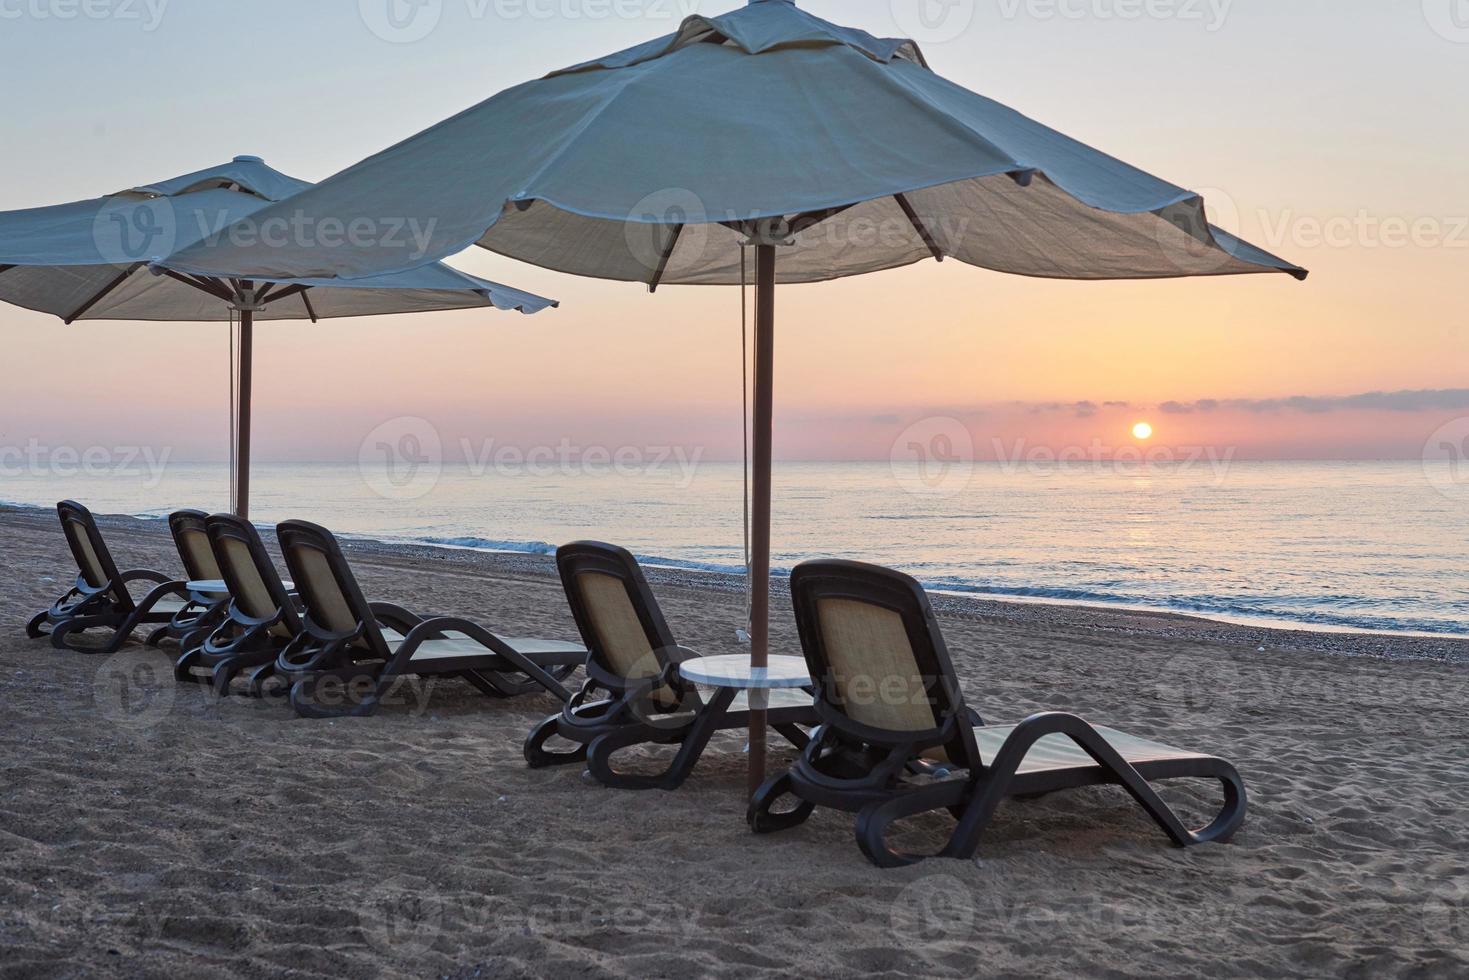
[748,243,776,797]
[234,288,254,520]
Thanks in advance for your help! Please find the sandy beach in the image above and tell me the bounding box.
[2,505,1467,979]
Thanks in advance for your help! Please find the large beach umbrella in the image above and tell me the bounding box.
[0,155,556,517]
[166,0,1306,790]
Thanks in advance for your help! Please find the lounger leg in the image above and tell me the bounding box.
[174,646,207,685]
[773,723,810,750]
[242,661,281,700]
[940,713,1245,862]
[586,688,735,791]
[100,584,179,654]
[585,726,681,790]
[461,669,515,699]
[50,618,82,650]
[210,659,245,698]
[524,714,590,768]
[289,671,386,719]
[747,773,816,833]
[487,652,574,704]
[1188,762,1249,844]
[481,660,580,698]
[51,615,118,652]
[856,782,974,869]
[100,609,147,654]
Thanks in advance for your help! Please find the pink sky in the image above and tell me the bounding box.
[1,2,1465,463]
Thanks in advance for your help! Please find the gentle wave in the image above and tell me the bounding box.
[386,533,1465,637]
[923,579,1464,637]
[3,460,1463,639]
[416,535,560,556]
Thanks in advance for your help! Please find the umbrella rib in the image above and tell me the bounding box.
[260,283,308,305]
[894,193,944,262]
[787,204,858,236]
[63,262,143,324]
[300,288,318,323]
[647,224,684,293]
[718,204,858,245]
[158,269,235,303]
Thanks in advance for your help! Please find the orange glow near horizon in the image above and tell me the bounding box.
[0,2,1465,463]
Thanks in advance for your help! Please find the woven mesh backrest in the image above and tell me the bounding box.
[576,571,663,679]
[57,501,118,592]
[792,560,978,767]
[169,511,220,582]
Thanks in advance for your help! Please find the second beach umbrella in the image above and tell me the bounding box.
[0,155,557,517]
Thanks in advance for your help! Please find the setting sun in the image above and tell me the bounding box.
[1132,422,1154,441]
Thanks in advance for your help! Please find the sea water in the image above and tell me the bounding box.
[3,458,1464,637]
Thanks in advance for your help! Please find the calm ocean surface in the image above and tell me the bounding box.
[4,459,1464,637]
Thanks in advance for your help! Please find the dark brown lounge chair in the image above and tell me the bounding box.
[174,513,300,696]
[27,500,190,653]
[274,520,584,718]
[748,559,1248,867]
[523,541,816,790]
[143,509,231,649]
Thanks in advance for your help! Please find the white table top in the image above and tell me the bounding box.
[678,654,811,690]
[187,579,294,594]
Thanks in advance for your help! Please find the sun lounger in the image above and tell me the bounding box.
[523,541,817,789]
[26,500,190,653]
[173,513,301,696]
[142,510,231,649]
[747,559,1248,867]
[273,520,583,718]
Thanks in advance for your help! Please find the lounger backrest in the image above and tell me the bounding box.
[206,514,298,638]
[791,560,979,767]
[168,510,221,582]
[56,500,126,600]
[556,541,679,684]
[275,520,391,658]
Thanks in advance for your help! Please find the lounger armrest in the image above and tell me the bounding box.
[136,579,188,606]
[398,616,572,703]
[399,615,481,644]
[370,602,424,632]
[120,569,173,585]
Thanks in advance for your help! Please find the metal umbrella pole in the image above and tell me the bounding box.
[747,242,776,796]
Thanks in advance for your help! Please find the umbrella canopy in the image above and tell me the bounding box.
[0,155,555,321]
[165,2,1304,287]
[0,155,557,516]
[161,0,1307,793]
